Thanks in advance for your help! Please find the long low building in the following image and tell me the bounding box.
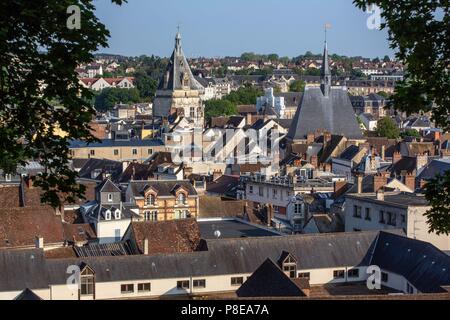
[1,231,449,300]
[69,139,165,162]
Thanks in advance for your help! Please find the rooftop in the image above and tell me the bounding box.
[198,219,281,239]
[347,192,430,207]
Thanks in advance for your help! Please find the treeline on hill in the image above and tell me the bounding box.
[93,55,168,111]
[204,85,263,121]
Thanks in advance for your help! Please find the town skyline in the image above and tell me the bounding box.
[95,0,395,59]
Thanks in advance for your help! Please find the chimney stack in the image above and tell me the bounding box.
[246,113,252,126]
[376,189,385,201]
[404,172,416,191]
[416,153,428,173]
[212,169,222,181]
[356,175,363,194]
[143,238,149,255]
[373,174,387,192]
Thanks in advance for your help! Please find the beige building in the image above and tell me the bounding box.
[125,180,199,222]
[69,139,165,162]
[345,191,450,251]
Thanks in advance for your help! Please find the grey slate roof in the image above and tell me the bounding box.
[14,288,43,300]
[77,158,122,181]
[417,159,450,181]
[236,258,306,297]
[40,231,379,286]
[3,230,450,294]
[338,145,361,161]
[287,87,363,140]
[157,33,203,92]
[129,180,197,198]
[371,231,450,293]
[0,249,49,291]
[198,219,280,239]
[70,139,164,149]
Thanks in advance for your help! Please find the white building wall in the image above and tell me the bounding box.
[345,198,450,251]
[97,219,132,244]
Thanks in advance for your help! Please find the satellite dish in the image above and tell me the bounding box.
[214,230,221,239]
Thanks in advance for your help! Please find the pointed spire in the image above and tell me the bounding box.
[321,24,332,97]
[175,26,181,53]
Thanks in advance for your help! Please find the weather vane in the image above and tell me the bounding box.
[324,23,332,42]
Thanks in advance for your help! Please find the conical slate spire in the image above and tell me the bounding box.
[158,31,203,91]
[320,40,332,97]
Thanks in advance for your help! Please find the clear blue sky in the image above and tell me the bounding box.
[94,0,394,59]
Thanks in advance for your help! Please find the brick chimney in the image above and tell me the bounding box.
[435,131,441,142]
[373,174,387,192]
[213,169,222,181]
[359,142,370,152]
[404,173,416,191]
[392,151,402,164]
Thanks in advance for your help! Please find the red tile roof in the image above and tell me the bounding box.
[131,219,203,255]
[0,207,65,249]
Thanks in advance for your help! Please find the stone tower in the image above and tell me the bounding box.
[153,32,205,128]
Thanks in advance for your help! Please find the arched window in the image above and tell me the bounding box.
[146,194,156,206]
[177,193,187,205]
[105,210,111,220]
[114,209,121,220]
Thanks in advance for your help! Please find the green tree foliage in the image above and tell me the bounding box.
[135,71,157,100]
[400,129,421,139]
[424,171,450,235]
[375,117,400,139]
[376,91,390,98]
[94,87,140,111]
[204,99,238,121]
[354,0,449,130]
[351,68,365,78]
[224,85,263,105]
[289,80,306,92]
[0,0,124,207]
[354,0,450,233]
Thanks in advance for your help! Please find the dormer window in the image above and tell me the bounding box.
[278,252,297,278]
[80,266,95,297]
[105,210,112,220]
[114,209,121,220]
[177,193,187,205]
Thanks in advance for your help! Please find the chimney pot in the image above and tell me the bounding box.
[356,175,363,194]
